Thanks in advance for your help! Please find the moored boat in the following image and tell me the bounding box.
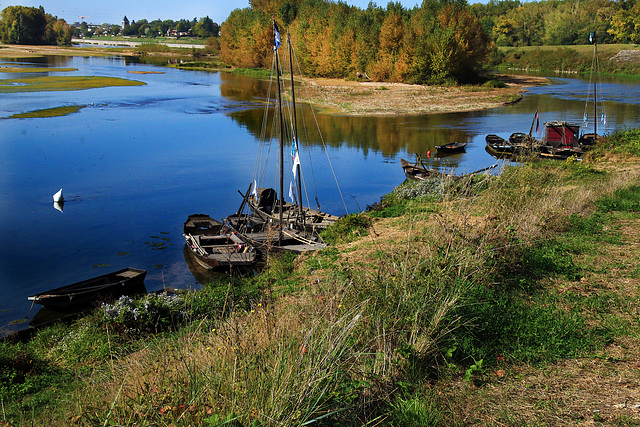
[435,141,467,153]
[229,21,342,254]
[183,214,256,269]
[400,158,456,181]
[27,268,147,310]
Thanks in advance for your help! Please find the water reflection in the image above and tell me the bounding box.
[228,102,470,161]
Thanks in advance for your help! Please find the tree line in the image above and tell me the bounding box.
[0,6,73,46]
[220,0,640,84]
[0,6,221,45]
[470,0,639,46]
[221,0,493,85]
[119,17,219,38]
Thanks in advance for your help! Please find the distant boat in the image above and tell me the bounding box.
[435,141,467,153]
[183,214,257,270]
[27,268,147,310]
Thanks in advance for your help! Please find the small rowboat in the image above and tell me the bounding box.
[183,214,257,269]
[435,141,467,153]
[27,268,147,310]
[400,158,459,181]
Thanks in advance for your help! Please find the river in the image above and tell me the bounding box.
[1,54,640,334]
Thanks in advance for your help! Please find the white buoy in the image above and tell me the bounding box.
[53,188,64,203]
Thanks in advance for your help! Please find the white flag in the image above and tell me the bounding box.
[292,151,300,178]
[251,180,258,199]
[288,181,295,202]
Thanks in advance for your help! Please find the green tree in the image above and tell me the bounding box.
[194,16,216,37]
[0,6,47,44]
[0,5,72,45]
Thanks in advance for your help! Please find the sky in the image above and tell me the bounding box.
[2,0,443,26]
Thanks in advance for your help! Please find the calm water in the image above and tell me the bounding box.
[2,55,640,334]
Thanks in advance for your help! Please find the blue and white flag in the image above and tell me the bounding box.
[273,21,281,51]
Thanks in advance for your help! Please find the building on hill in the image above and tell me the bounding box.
[122,16,129,29]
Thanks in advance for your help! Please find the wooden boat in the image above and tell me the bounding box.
[230,22,341,254]
[183,214,256,269]
[27,268,147,310]
[227,212,327,254]
[400,158,457,181]
[246,187,340,234]
[485,134,514,158]
[435,141,467,153]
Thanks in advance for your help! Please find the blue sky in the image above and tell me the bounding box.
[2,0,466,26]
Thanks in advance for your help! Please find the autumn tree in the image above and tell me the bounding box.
[608,0,640,43]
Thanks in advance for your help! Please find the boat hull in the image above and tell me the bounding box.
[27,268,147,310]
[435,142,467,153]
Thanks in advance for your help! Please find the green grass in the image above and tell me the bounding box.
[0,76,146,93]
[495,44,640,76]
[230,68,273,79]
[0,66,78,73]
[5,105,84,119]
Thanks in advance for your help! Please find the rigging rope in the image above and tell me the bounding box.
[291,45,349,215]
[583,43,606,134]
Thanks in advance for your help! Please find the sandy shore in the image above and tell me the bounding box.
[299,74,548,116]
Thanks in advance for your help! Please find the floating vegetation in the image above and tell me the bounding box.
[0,76,146,93]
[145,234,171,250]
[0,66,78,73]
[117,252,130,256]
[127,70,165,74]
[92,264,110,268]
[6,105,84,119]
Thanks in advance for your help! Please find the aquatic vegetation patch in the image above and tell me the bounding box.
[6,105,84,119]
[0,66,78,73]
[0,76,146,93]
[127,70,165,74]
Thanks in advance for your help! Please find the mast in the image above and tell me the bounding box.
[589,30,598,137]
[274,20,284,236]
[593,35,598,137]
[288,32,305,228]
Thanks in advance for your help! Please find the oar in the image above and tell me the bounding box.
[464,164,498,177]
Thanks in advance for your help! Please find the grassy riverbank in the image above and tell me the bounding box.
[2,129,640,425]
[495,43,640,76]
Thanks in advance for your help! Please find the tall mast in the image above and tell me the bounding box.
[274,20,284,235]
[288,32,305,227]
[594,35,598,137]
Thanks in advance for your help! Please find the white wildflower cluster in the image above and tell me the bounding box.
[100,292,187,333]
[393,178,445,200]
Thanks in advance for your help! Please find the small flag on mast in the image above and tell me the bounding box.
[292,151,300,178]
[273,21,281,51]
